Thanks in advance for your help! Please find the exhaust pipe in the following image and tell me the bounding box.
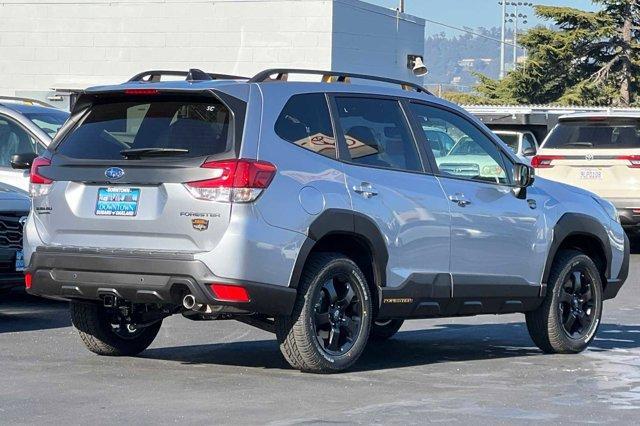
[182,294,198,310]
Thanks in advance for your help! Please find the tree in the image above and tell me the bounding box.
[473,1,640,107]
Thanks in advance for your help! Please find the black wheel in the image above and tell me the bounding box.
[276,253,372,373]
[70,301,162,356]
[369,319,404,341]
[526,250,603,354]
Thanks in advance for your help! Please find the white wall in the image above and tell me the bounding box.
[0,0,424,97]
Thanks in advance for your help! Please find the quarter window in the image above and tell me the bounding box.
[409,103,511,184]
[274,94,337,159]
[334,97,421,172]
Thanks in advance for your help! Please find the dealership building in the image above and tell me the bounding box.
[0,0,425,109]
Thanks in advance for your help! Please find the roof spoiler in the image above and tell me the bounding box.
[249,68,432,94]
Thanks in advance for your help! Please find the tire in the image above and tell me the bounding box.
[276,253,372,373]
[526,250,603,354]
[70,301,162,356]
[369,319,404,341]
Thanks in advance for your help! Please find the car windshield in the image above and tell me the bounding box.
[56,96,234,160]
[544,118,640,149]
[23,110,69,137]
[495,133,519,152]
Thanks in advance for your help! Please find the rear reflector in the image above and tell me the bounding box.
[25,273,32,289]
[184,159,276,202]
[531,155,564,168]
[210,283,250,302]
[124,89,160,95]
[617,155,640,168]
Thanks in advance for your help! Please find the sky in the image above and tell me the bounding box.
[366,0,598,36]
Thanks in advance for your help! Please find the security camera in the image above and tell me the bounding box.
[407,55,428,77]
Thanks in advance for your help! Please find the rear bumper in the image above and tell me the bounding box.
[617,209,640,228]
[26,246,296,316]
[604,233,630,300]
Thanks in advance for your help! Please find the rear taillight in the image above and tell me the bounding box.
[617,155,640,168]
[29,156,53,196]
[25,272,32,289]
[184,159,276,203]
[124,89,159,95]
[210,283,250,302]
[531,155,564,168]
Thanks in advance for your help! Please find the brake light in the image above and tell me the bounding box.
[184,159,276,202]
[210,283,250,302]
[617,155,640,168]
[25,272,32,289]
[124,89,159,95]
[531,155,564,168]
[29,156,53,196]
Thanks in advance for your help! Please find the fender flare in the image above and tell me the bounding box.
[542,213,611,287]
[288,209,388,289]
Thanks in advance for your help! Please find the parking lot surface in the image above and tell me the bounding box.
[1,246,638,424]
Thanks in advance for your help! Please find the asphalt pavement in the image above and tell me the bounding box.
[1,243,639,425]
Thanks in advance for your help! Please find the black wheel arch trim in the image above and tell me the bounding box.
[542,213,612,289]
[288,209,388,289]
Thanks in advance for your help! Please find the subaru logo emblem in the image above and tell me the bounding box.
[105,167,125,180]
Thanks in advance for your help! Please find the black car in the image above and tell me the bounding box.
[0,182,29,294]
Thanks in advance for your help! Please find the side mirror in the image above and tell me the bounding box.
[10,152,38,170]
[514,162,535,189]
[522,147,536,157]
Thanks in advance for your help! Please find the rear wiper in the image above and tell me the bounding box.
[564,142,594,147]
[120,148,189,159]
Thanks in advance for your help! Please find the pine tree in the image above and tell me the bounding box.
[469,1,640,107]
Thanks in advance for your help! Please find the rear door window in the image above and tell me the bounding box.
[274,93,336,159]
[544,119,640,149]
[56,96,233,160]
[333,97,422,172]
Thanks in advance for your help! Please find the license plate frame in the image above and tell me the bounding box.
[579,168,603,180]
[95,187,141,217]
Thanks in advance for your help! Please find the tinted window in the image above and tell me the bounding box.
[274,94,336,159]
[57,96,233,160]
[496,133,520,153]
[522,134,537,154]
[410,103,510,184]
[0,115,42,167]
[334,97,421,172]
[544,119,640,149]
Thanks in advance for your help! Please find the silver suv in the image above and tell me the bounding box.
[23,69,629,373]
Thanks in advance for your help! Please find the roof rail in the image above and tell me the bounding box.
[249,68,432,94]
[128,69,248,82]
[0,96,54,108]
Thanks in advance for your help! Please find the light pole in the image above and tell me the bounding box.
[499,1,507,79]
[503,2,533,74]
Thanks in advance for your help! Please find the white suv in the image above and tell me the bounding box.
[534,112,640,232]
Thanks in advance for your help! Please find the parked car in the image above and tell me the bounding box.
[534,112,640,233]
[0,97,69,190]
[0,182,29,295]
[493,129,539,163]
[21,69,629,373]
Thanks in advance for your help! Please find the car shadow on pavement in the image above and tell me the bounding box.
[141,322,640,372]
[629,234,640,254]
[0,289,70,334]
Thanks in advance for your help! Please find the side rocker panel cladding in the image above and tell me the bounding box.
[288,209,388,289]
[542,213,612,288]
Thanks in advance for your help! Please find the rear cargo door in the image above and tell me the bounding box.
[32,93,243,252]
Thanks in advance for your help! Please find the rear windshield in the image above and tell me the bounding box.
[544,119,640,149]
[56,96,233,160]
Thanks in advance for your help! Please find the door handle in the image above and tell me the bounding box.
[353,182,378,199]
[448,193,471,207]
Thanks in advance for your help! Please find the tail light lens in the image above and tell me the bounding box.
[531,155,564,168]
[30,156,53,196]
[184,159,276,203]
[25,272,32,289]
[617,155,640,168]
[210,283,250,302]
